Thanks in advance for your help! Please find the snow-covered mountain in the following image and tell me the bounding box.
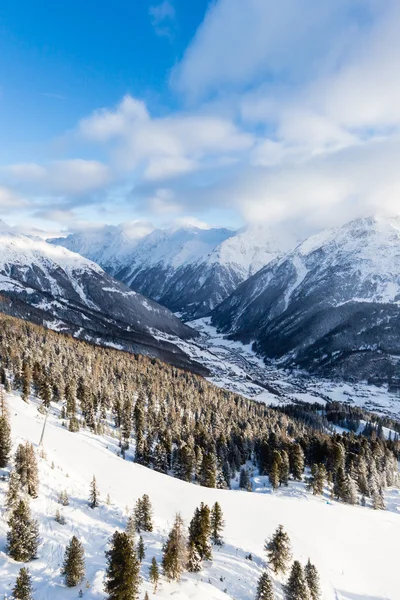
[0,221,204,373]
[211,215,400,381]
[51,224,294,320]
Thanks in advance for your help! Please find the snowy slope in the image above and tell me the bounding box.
[0,392,399,600]
[0,223,205,374]
[51,224,293,319]
[211,215,400,380]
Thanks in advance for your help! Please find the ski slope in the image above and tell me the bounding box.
[1,393,399,600]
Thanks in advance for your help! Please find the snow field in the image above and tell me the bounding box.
[0,394,399,600]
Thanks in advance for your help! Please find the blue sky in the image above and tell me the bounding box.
[1,0,400,237]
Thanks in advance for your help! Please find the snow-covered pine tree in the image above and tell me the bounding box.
[200,452,217,488]
[188,503,212,561]
[14,442,39,498]
[255,571,274,600]
[126,510,137,541]
[304,559,321,600]
[137,535,145,562]
[187,541,202,572]
[162,513,188,582]
[344,474,358,505]
[12,567,33,600]
[149,557,159,593]
[333,466,347,501]
[105,531,141,600]
[7,499,39,561]
[89,475,99,509]
[239,467,252,491]
[290,443,305,481]
[210,502,224,546]
[141,494,153,532]
[6,469,21,510]
[279,450,290,486]
[0,392,11,468]
[61,536,85,587]
[285,561,310,600]
[269,453,280,490]
[265,525,292,575]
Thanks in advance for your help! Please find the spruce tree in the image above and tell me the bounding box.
[12,567,34,600]
[61,536,85,587]
[105,530,141,600]
[285,561,310,600]
[265,525,292,574]
[141,494,153,532]
[239,467,252,491]
[333,466,347,501]
[188,503,212,561]
[304,559,321,600]
[290,443,305,481]
[137,536,145,562]
[7,499,39,561]
[269,455,280,490]
[149,557,159,593]
[162,513,188,582]
[14,442,39,498]
[307,464,326,496]
[210,502,224,546]
[126,510,137,541]
[6,470,21,510]
[89,475,99,509]
[279,450,290,486]
[0,405,11,468]
[200,452,217,488]
[187,541,202,572]
[255,571,274,600]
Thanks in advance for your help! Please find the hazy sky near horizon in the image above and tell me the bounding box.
[1,0,400,237]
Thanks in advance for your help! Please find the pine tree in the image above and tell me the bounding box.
[279,450,290,486]
[344,474,358,505]
[61,536,85,587]
[265,525,292,575]
[89,475,99,509]
[7,499,39,561]
[0,400,12,468]
[255,571,274,600]
[285,561,310,600]
[307,464,326,496]
[126,511,137,541]
[58,490,69,506]
[333,466,347,501]
[269,454,280,490]
[55,508,66,525]
[141,494,153,532]
[304,559,321,600]
[210,502,224,546]
[187,541,202,572]
[137,536,145,562]
[14,442,39,498]
[105,531,141,600]
[290,443,305,481]
[144,593,150,600]
[188,503,212,561]
[162,513,188,582]
[200,452,217,488]
[6,469,21,510]
[149,557,159,593]
[12,567,34,600]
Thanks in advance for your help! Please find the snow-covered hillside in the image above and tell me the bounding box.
[0,222,204,374]
[1,393,399,600]
[51,224,293,319]
[211,215,400,381]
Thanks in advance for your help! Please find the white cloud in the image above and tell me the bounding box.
[4,160,111,196]
[0,185,26,208]
[79,95,253,179]
[149,1,176,39]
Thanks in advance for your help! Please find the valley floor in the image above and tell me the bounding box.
[1,394,399,600]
